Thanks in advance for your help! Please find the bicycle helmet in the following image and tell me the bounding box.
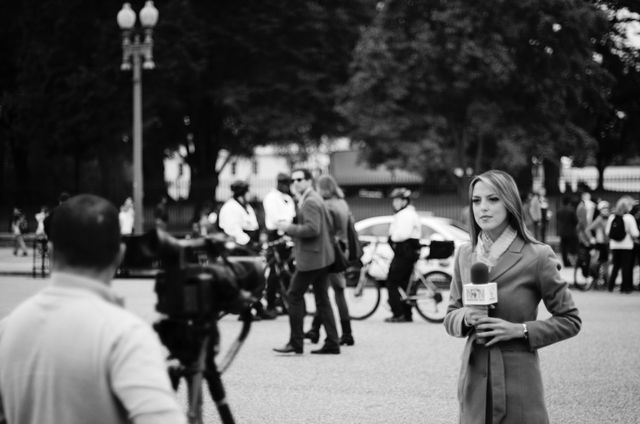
[230,180,249,196]
[390,187,412,199]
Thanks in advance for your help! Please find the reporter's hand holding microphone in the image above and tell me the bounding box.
[463,262,527,347]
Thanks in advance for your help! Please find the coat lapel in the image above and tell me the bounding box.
[489,237,525,281]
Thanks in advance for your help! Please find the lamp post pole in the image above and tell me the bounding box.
[117,2,158,234]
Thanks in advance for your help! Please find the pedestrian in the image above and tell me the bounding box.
[528,191,542,240]
[385,187,421,323]
[34,206,49,239]
[154,196,169,230]
[262,172,297,316]
[555,195,579,267]
[0,194,185,424]
[304,174,355,346]
[273,168,340,355]
[606,196,639,293]
[576,188,596,244]
[586,200,611,267]
[10,207,29,256]
[444,169,581,424]
[119,197,135,235]
[538,188,550,244]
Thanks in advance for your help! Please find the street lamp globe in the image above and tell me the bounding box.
[139,1,159,28]
[117,3,136,30]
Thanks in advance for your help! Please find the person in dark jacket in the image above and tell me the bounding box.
[304,175,355,346]
[555,195,579,267]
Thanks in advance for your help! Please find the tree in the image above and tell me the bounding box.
[338,0,613,194]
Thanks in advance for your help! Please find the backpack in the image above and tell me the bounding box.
[609,215,627,241]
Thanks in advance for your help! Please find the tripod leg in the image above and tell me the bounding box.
[204,368,235,424]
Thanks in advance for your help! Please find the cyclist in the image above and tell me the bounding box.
[385,187,421,323]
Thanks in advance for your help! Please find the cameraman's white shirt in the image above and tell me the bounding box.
[389,205,421,242]
[218,198,259,245]
[0,272,185,424]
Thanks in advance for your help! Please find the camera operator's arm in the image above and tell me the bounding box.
[279,200,321,239]
[109,322,186,424]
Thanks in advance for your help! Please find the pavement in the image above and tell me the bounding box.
[1,246,640,423]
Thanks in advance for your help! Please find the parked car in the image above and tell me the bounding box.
[354,213,469,280]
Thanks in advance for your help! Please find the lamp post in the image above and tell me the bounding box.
[117,1,159,234]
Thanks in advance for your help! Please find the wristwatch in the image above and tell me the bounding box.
[522,323,529,340]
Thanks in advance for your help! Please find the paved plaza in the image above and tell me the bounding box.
[0,250,639,423]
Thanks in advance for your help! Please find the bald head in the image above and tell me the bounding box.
[50,194,121,270]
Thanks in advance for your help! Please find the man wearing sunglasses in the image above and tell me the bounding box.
[273,168,340,354]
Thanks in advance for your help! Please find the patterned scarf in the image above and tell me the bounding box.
[473,226,517,271]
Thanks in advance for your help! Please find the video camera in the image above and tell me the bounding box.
[124,229,262,423]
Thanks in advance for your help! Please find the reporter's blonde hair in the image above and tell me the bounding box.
[468,170,537,248]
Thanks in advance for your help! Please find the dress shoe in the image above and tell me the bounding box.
[304,330,320,344]
[340,334,355,346]
[310,345,340,354]
[273,343,303,354]
[384,316,412,323]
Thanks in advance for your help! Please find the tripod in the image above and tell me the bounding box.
[160,310,252,424]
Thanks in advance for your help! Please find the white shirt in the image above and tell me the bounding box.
[119,208,135,235]
[389,205,421,242]
[263,189,296,231]
[0,272,185,424]
[606,213,639,250]
[218,198,259,245]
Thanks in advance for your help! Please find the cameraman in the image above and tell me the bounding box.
[0,194,185,424]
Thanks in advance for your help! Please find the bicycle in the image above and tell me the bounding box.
[345,239,454,323]
[573,243,609,291]
[262,236,295,313]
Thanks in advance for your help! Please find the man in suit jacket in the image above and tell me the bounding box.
[273,168,340,354]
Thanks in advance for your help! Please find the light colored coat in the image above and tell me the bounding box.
[285,189,334,271]
[444,237,581,424]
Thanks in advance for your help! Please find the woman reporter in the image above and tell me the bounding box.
[444,170,581,424]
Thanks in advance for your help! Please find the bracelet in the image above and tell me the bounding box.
[522,323,529,340]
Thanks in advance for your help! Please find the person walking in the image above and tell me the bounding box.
[262,172,297,315]
[304,174,355,346]
[555,195,579,267]
[586,200,611,273]
[385,187,421,323]
[0,194,185,424]
[606,196,639,293]
[119,197,135,235]
[10,207,29,256]
[273,168,339,355]
[444,170,581,424]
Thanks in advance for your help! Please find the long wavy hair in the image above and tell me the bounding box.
[468,170,537,248]
[317,174,344,200]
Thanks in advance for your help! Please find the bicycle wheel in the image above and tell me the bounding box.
[414,271,451,323]
[572,261,594,291]
[346,271,381,320]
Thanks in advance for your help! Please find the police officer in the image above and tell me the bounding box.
[386,187,421,323]
[218,180,260,253]
[262,173,296,315]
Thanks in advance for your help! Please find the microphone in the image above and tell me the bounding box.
[463,262,498,345]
